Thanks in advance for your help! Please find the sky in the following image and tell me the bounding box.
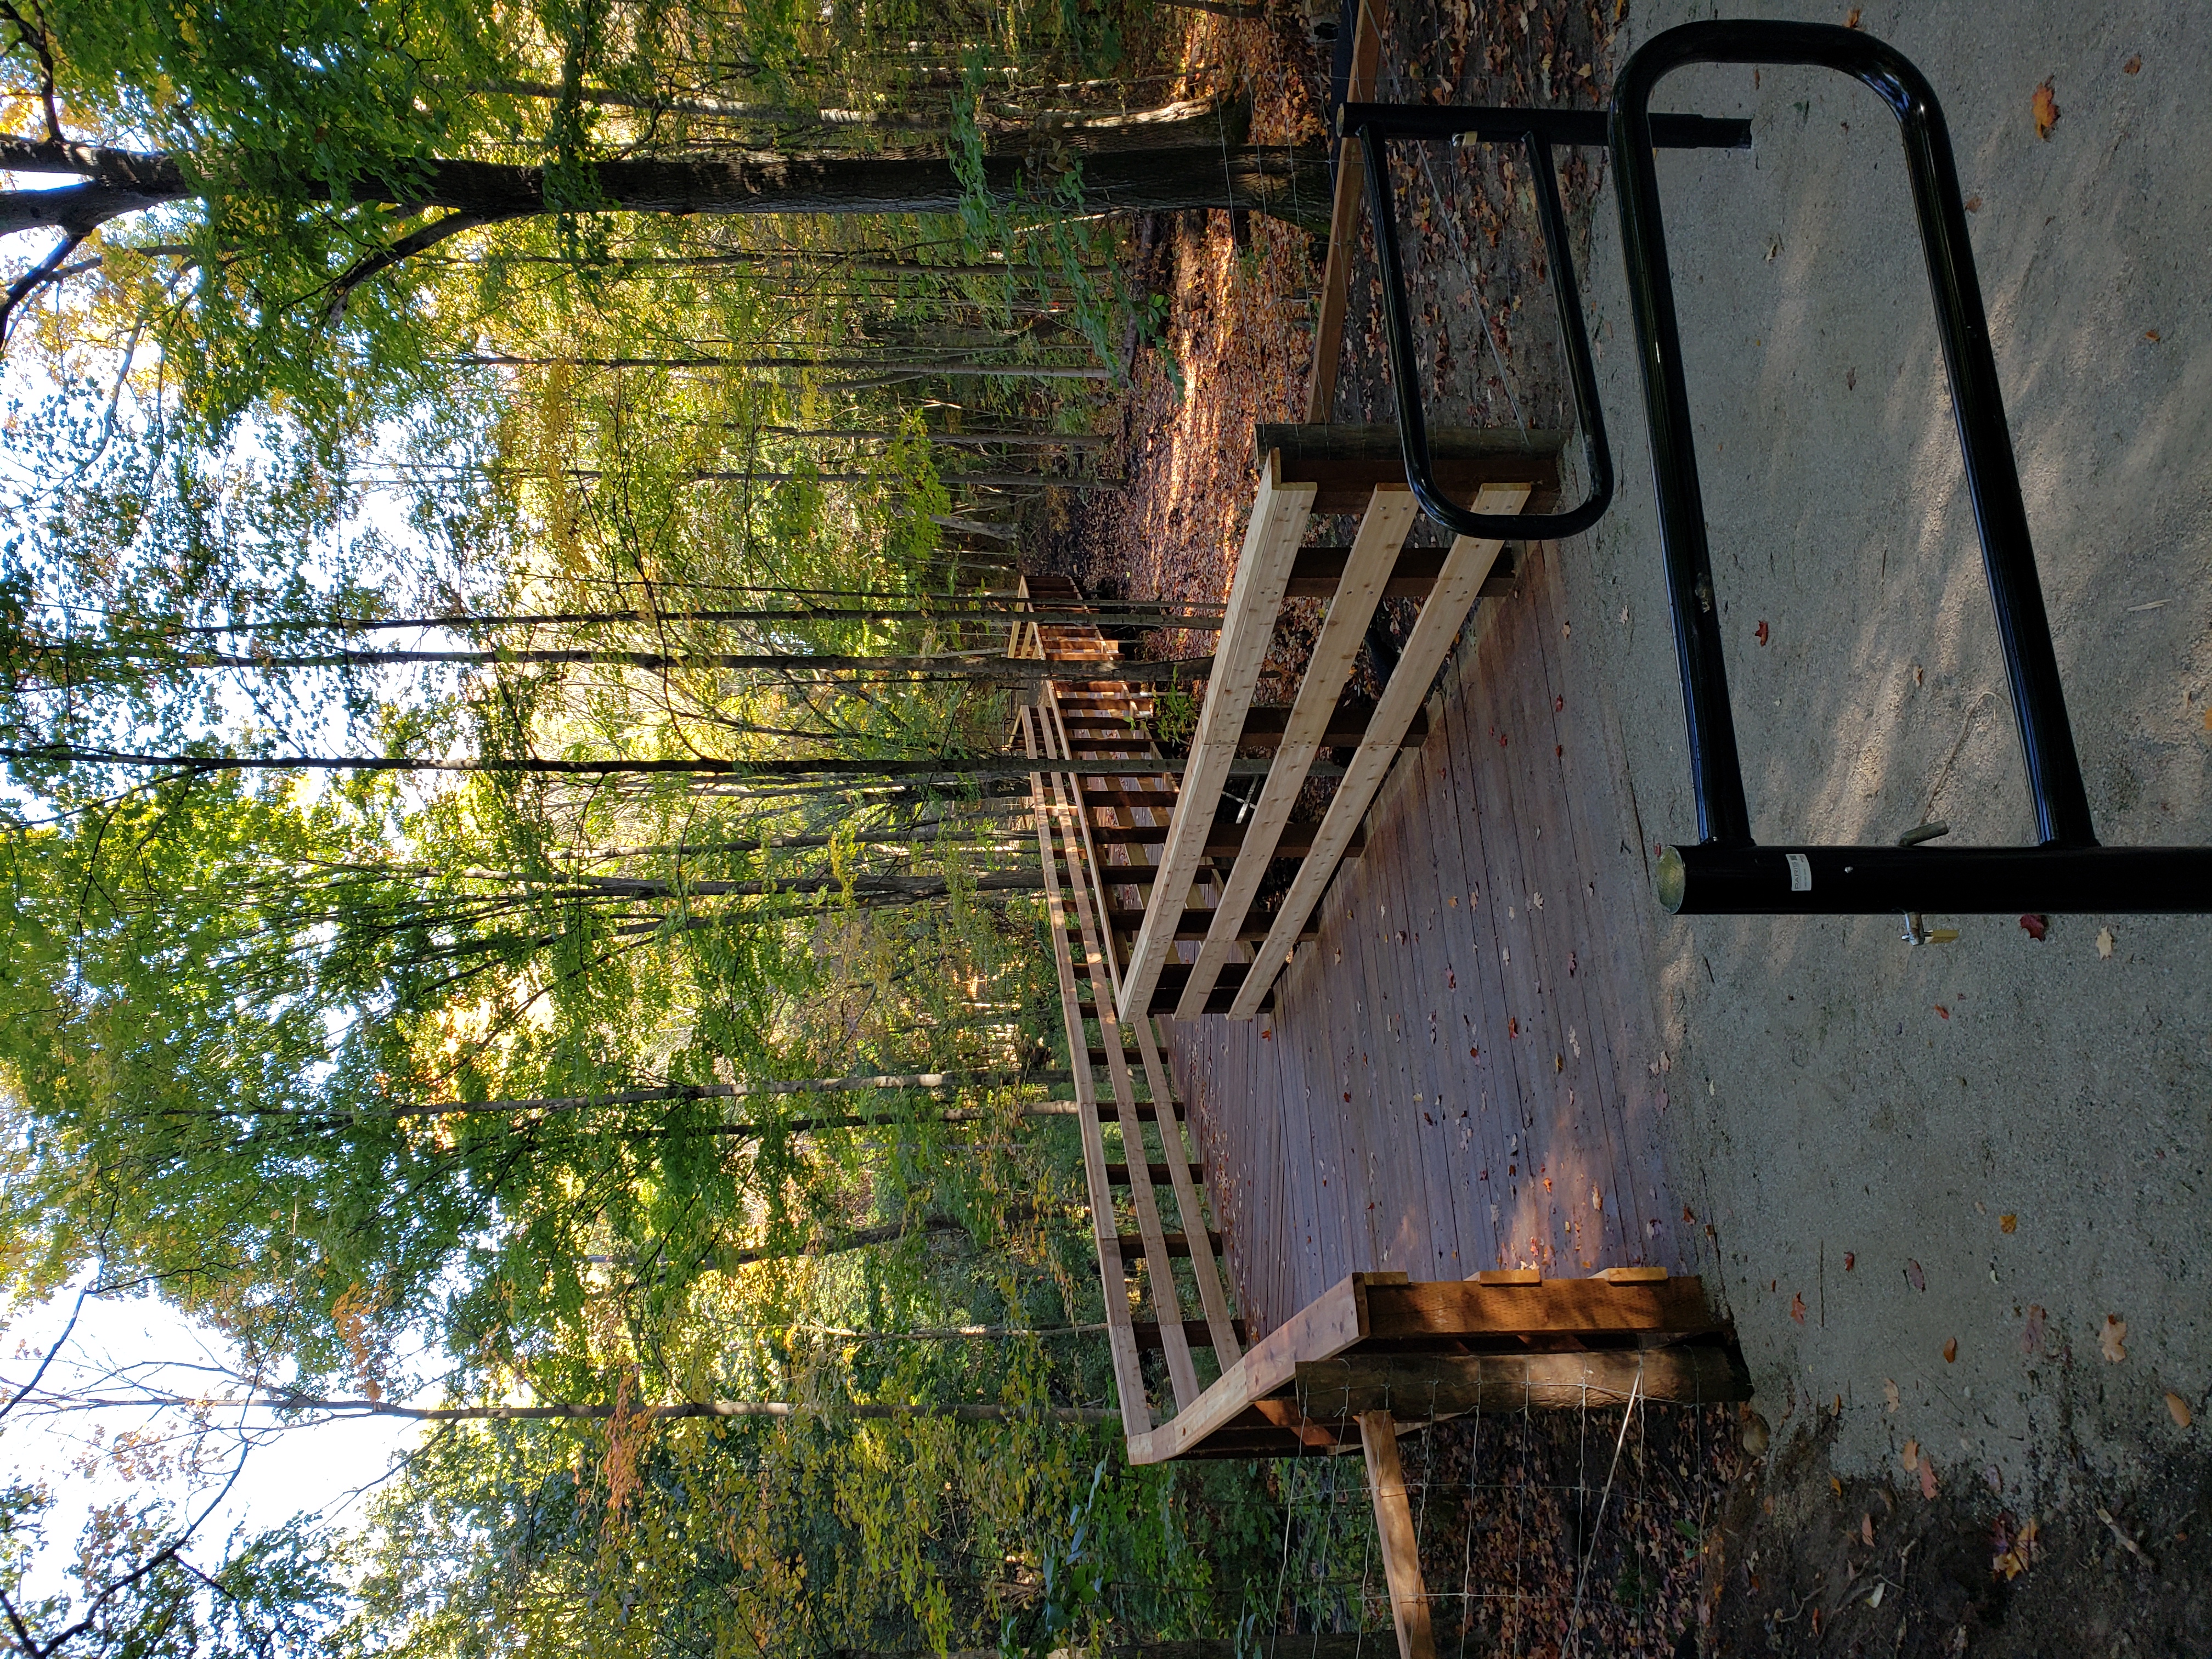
[2,1277,424,1602]
[0,168,448,1606]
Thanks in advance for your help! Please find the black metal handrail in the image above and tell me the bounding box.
[1609,20,2211,916]
[1345,102,1748,541]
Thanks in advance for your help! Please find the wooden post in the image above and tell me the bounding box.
[1358,1412,1436,1659]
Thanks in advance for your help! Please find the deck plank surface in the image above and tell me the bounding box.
[1177,545,1688,1338]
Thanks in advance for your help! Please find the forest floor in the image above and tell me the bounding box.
[1046,1,2211,1655]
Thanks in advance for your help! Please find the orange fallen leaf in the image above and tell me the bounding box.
[1963,194,1983,212]
[1920,1454,1940,1499]
[1935,1005,1950,1019]
[2145,329,2161,342]
[2000,1213,2017,1233]
[1791,1291,1807,1324]
[1755,619,1770,646]
[2033,80,2061,140]
[1944,1336,1959,1363]
[2101,1314,2128,1363]
[1861,1513,1875,1546]
[2019,913,2048,941]
[1901,1438,1919,1472]
[2168,1392,2193,1428]
[1844,7,1862,25]
[2123,54,2142,74]
[1884,1378,1900,1411]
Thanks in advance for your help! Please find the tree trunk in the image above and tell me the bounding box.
[0,744,1294,784]
[150,646,1204,681]
[0,136,1331,239]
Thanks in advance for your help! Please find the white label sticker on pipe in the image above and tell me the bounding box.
[1787,853,1812,893]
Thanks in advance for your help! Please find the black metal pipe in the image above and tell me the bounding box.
[1610,21,2096,851]
[1657,843,2212,916]
[1358,122,1615,540]
[1337,103,1751,150]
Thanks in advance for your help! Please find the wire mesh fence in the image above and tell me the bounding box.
[1251,1398,1737,1659]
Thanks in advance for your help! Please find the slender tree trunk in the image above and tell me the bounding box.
[0,745,1293,783]
[153,647,1201,678]
[222,1391,1118,1425]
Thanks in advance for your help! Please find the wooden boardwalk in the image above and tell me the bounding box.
[1172,541,1690,1339]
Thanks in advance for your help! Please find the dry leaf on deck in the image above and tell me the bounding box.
[2033,80,2060,140]
[2101,1314,2128,1363]
[1944,1337,1959,1363]
[1901,1438,1919,1472]
[1791,1291,1807,1324]
[1907,1259,1926,1291]
[2019,913,2048,941]
[1884,1378,1901,1412]
[1920,1454,1940,1499]
[2096,927,2116,958]
[2167,1392,2193,1428]
[2123,54,2142,74]
[2000,1213,2018,1233]
[1861,1513,1876,1546]
[2023,1305,2046,1355]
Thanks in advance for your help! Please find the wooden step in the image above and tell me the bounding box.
[1114,1231,1226,1260]
[1239,698,1427,752]
[1285,543,1519,601]
[1134,1318,1249,1351]
[1104,1161,1204,1185]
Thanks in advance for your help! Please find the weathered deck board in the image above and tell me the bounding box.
[1177,544,1688,1338]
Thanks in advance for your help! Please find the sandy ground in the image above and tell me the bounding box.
[1526,0,2212,1622]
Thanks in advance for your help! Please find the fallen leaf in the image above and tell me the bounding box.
[1921,1454,1940,1499]
[1861,1513,1876,1545]
[1844,7,1861,25]
[2000,1213,2017,1233]
[2019,913,2048,941]
[1886,1378,1901,1412]
[2033,79,2060,140]
[1907,1259,1926,1291]
[2022,1305,2046,1355]
[1843,1251,1855,1270]
[1963,194,1983,212]
[1755,619,1770,645]
[1869,1580,1885,1609]
[1791,1291,1807,1324]
[2096,927,2116,959]
[1935,1005,1950,1019]
[2145,329,2160,342]
[1901,1438,1919,1472]
[2123,54,2142,74]
[2101,1314,2128,1363]
[2168,1392,2193,1428]
[1944,1336,1959,1363]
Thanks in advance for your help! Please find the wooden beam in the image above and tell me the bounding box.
[1303,0,1384,424]
[1359,1412,1437,1659]
[1178,484,1419,1018]
[1286,543,1520,600]
[1039,698,1203,1412]
[1293,1347,1752,1419]
[1118,456,1314,1022]
[1260,422,1563,514]
[1229,485,1528,1019]
[1021,707,1150,1439]
[1356,1274,1726,1344]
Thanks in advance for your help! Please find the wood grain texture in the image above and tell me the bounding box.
[1176,542,1690,1340]
[1231,486,1528,1020]
[1177,484,1419,1017]
[1119,460,1314,1022]
[1359,1411,1438,1659]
